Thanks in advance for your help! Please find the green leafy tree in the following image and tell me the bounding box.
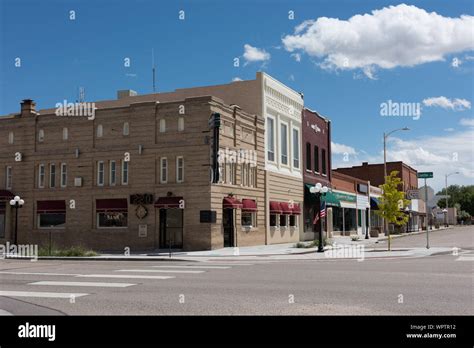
[375,171,410,250]
[437,185,474,216]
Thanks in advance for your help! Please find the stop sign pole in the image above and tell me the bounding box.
[417,172,433,249]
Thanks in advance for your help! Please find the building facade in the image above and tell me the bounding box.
[0,96,267,251]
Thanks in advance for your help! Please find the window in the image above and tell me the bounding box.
[96,199,128,228]
[178,117,184,132]
[159,119,166,133]
[266,117,275,162]
[176,156,184,183]
[280,123,288,165]
[280,215,288,227]
[62,127,68,141]
[96,124,103,138]
[97,161,105,186]
[242,164,248,186]
[290,215,298,227]
[38,164,45,188]
[226,162,236,185]
[37,201,66,229]
[322,149,327,175]
[38,129,44,142]
[241,211,256,227]
[249,166,256,188]
[292,129,299,168]
[123,122,129,136]
[218,160,225,184]
[109,160,116,186]
[160,158,168,183]
[60,163,67,187]
[49,163,56,188]
[270,214,277,227]
[5,167,12,189]
[121,161,129,185]
[8,132,14,144]
[306,143,311,170]
[314,145,320,173]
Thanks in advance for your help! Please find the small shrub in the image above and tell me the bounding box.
[38,245,97,257]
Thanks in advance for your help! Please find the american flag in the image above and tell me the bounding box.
[313,201,326,224]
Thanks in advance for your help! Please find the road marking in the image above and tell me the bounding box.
[200,263,254,266]
[152,265,230,269]
[29,281,136,288]
[455,256,474,261]
[0,291,88,299]
[0,309,13,315]
[0,271,174,280]
[115,269,205,274]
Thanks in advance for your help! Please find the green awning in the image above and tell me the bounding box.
[304,184,341,207]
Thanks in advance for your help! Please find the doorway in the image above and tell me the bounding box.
[223,209,234,247]
[159,209,183,249]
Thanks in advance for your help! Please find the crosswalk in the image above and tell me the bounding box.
[0,261,259,303]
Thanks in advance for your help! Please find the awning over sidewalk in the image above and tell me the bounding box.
[292,203,301,215]
[304,184,341,207]
[370,197,380,209]
[0,190,14,201]
[37,200,66,214]
[242,199,257,212]
[96,198,128,212]
[280,202,293,215]
[155,196,184,209]
[269,201,282,214]
[222,196,242,209]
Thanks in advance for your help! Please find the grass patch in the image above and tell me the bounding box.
[38,245,98,257]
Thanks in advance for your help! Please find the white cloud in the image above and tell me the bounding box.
[331,142,357,155]
[444,128,455,132]
[232,77,243,82]
[243,44,270,63]
[422,96,471,111]
[289,74,295,81]
[291,53,301,62]
[282,4,474,78]
[459,118,474,127]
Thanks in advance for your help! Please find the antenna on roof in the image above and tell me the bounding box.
[79,87,85,102]
[152,48,156,93]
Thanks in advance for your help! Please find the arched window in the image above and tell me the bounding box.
[97,124,103,138]
[38,129,45,142]
[123,122,129,136]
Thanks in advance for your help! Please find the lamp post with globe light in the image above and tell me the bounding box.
[310,183,328,252]
[9,195,24,245]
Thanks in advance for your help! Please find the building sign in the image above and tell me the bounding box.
[333,191,357,203]
[135,205,148,220]
[417,172,433,179]
[370,186,383,196]
[406,189,420,199]
[356,195,369,209]
[130,194,154,205]
[357,184,368,194]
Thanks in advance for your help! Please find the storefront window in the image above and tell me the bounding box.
[38,213,66,228]
[289,215,297,227]
[97,212,127,228]
[241,211,255,227]
[280,215,287,227]
[270,214,277,227]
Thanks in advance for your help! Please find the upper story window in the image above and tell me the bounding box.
[266,117,275,162]
[306,143,311,171]
[62,127,68,141]
[49,163,56,188]
[314,145,319,173]
[38,129,45,142]
[280,123,288,165]
[60,163,67,187]
[292,128,299,169]
[8,132,14,144]
[5,166,12,189]
[96,124,103,138]
[38,164,45,188]
[123,122,129,136]
[160,157,168,183]
[110,160,116,186]
[321,149,327,175]
[176,156,184,183]
[178,117,184,132]
[121,161,129,185]
[97,161,105,186]
[159,119,166,133]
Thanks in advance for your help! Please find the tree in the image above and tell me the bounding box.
[437,185,474,216]
[375,171,410,251]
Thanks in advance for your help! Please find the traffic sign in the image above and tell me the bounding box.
[406,189,419,199]
[417,172,433,179]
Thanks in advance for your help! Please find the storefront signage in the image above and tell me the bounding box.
[406,189,419,199]
[135,205,148,220]
[357,184,368,194]
[130,194,154,205]
[370,186,383,195]
[333,191,356,203]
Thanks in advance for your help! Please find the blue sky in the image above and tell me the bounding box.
[1,0,473,190]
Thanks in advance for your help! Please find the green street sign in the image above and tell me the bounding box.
[417,172,433,179]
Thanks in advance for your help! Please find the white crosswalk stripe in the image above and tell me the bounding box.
[29,281,136,288]
[455,255,474,261]
[152,265,230,269]
[115,269,205,274]
[0,271,174,280]
[0,291,88,299]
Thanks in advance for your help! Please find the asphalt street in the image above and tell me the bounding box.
[0,226,472,315]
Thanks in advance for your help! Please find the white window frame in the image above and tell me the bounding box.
[289,214,298,227]
[178,117,184,132]
[280,121,289,166]
[96,124,103,138]
[279,214,288,227]
[159,119,166,133]
[121,161,129,185]
[176,156,184,183]
[109,160,116,186]
[123,122,129,136]
[38,129,44,142]
[97,161,105,186]
[292,127,300,169]
[8,132,14,144]
[62,127,68,141]
[266,116,276,163]
[241,211,256,228]
[6,166,12,189]
[38,164,45,188]
[60,163,67,188]
[249,165,256,188]
[160,157,168,183]
[49,163,56,188]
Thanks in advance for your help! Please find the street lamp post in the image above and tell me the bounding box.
[9,195,24,245]
[383,127,410,239]
[310,183,328,252]
[444,172,459,227]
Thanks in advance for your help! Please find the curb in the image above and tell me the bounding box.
[6,256,195,262]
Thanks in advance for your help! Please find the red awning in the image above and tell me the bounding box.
[0,190,14,201]
[96,198,128,212]
[242,199,257,212]
[292,203,301,215]
[269,201,282,214]
[37,200,66,214]
[223,196,242,209]
[280,202,293,215]
[154,196,184,209]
